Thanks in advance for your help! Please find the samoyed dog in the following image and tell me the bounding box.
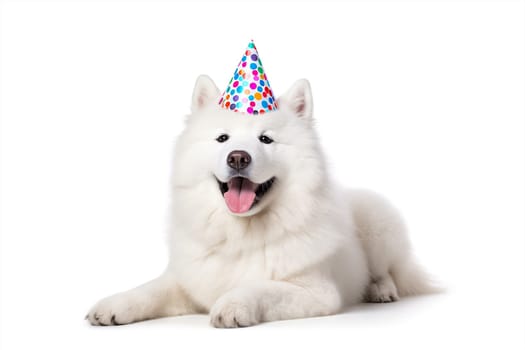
[87,76,435,328]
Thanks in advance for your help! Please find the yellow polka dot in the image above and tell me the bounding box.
[254,92,262,100]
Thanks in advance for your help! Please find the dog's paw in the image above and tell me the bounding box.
[209,291,260,328]
[366,277,400,303]
[86,292,142,326]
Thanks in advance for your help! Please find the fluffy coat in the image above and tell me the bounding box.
[87,76,434,328]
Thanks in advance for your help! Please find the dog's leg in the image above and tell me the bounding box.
[87,273,199,326]
[350,189,435,300]
[209,277,341,328]
[366,274,399,302]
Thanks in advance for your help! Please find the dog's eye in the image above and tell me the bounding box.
[259,135,274,144]
[216,134,229,143]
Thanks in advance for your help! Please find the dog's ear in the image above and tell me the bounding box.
[191,75,220,112]
[278,79,313,119]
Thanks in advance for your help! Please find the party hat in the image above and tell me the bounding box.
[218,41,278,115]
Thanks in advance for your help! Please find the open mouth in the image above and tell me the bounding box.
[217,176,276,214]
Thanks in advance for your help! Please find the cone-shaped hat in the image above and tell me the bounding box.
[218,41,277,115]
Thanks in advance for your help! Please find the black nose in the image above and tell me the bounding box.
[227,150,251,170]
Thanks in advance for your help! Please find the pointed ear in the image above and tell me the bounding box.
[278,79,313,119]
[191,75,220,112]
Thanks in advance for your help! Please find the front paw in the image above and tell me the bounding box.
[209,292,260,328]
[86,292,141,326]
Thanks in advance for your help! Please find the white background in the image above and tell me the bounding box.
[1,1,524,349]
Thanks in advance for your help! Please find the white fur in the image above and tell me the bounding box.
[87,75,436,328]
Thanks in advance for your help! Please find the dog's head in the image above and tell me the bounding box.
[173,75,325,217]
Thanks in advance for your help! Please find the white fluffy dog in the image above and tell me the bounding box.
[87,76,435,328]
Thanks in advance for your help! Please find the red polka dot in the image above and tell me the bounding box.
[225,101,230,107]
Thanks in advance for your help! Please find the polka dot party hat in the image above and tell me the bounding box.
[218,41,278,115]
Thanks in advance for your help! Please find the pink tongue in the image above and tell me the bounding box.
[224,178,257,214]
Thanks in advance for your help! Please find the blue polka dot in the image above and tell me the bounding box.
[236,86,243,93]
[257,86,263,92]
[229,103,236,110]
[250,63,257,69]
[259,80,265,86]
[234,73,239,80]
[262,101,268,108]
[248,95,254,101]
[269,97,273,104]
[242,56,246,61]
[236,102,243,108]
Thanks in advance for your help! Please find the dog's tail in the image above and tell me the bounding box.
[391,257,443,296]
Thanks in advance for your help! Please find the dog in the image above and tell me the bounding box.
[86,75,435,328]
